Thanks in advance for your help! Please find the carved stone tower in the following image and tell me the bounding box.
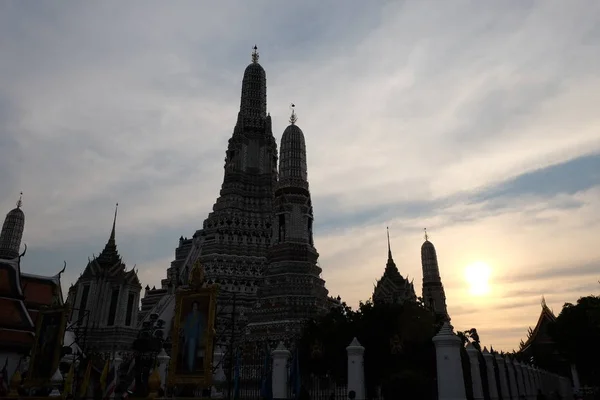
[0,193,25,260]
[67,204,141,353]
[421,229,449,320]
[246,107,330,343]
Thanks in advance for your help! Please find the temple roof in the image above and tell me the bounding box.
[520,296,557,352]
[373,228,416,304]
[79,204,141,287]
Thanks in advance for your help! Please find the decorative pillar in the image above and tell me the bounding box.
[157,348,171,389]
[482,348,498,400]
[272,342,291,400]
[570,364,580,395]
[466,343,484,400]
[494,354,510,400]
[346,337,365,400]
[505,357,519,400]
[432,322,467,400]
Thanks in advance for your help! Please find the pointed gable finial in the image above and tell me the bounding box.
[110,203,118,241]
[424,227,429,241]
[386,226,392,259]
[16,192,23,209]
[289,103,297,125]
[251,45,259,63]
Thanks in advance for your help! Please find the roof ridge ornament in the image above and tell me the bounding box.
[289,103,297,125]
[252,45,259,64]
[16,192,23,209]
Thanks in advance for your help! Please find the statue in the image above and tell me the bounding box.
[182,301,206,373]
[189,259,205,291]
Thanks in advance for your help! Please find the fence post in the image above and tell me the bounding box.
[482,348,498,400]
[432,322,466,400]
[505,356,519,400]
[272,342,291,400]
[346,337,365,400]
[466,343,484,400]
[494,353,510,400]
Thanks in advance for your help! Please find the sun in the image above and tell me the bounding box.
[464,261,492,296]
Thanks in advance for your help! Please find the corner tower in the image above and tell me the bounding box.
[421,229,449,320]
[0,193,25,260]
[246,106,330,343]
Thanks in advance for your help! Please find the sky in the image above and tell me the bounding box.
[1,1,599,352]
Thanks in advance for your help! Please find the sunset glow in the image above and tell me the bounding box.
[464,261,492,296]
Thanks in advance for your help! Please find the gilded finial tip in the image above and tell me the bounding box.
[289,103,297,125]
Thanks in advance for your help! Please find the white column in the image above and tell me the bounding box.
[272,342,291,400]
[513,359,526,399]
[466,343,484,400]
[494,354,510,400]
[346,337,365,400]
[526,365,537,400]
[570,363,580,395]
[482,348,498,400]
[157,348,170,390]
[505,357,519,400]
[432,322,467,400]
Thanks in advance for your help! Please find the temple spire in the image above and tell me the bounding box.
[95,203,121,267]
[252,45,259,63]
[16,192,22,209]
[424,227,429,241]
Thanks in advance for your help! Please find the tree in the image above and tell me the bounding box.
[548,295,600,385]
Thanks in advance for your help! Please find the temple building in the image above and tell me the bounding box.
[245,108,331,343]
[372,228,417,306]
[420,229,449,320]
[139,48,336,348]
[0,195,65,379]
[66,204,141,354]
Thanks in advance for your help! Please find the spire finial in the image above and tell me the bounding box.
[386,226,392,260]
[110,203,118,241]
[251,45,259,63]
[289,103,297,125]
[424,228,429,241]
[16,192,23,209]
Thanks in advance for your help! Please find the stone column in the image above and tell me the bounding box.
[157,348,170,390]
[346,337,365,400]
[570,363,580,395]
[432,322,466,400]
[466,344,484,400]
[482,348,498,400]
[495,354,510,400]
[272,342,291,400]
[505,357,519,400]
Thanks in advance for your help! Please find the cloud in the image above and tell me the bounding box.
[1,1,599,351]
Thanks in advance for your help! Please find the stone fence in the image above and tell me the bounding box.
[433,322,574,400]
